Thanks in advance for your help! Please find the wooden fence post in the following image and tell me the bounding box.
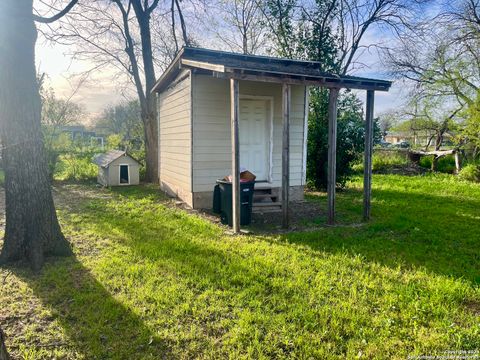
[363,90,375,221]
[230,78,240,233]
[327,88,339,225]
[282,83,291,229]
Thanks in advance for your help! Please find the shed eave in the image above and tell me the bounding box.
[152,47,393,93]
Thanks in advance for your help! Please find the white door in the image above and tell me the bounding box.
[239,99,270,181]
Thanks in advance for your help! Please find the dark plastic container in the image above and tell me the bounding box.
[215,180,255,226]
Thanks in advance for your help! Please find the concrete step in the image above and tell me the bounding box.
[252,202,282,213]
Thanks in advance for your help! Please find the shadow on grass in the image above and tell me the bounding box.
[284,186,480,284]
[84,182,480,286]
[10,256,172,359]
[15,182,475,358]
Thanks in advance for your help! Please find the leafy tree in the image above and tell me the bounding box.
[308,91,380,189]
[40,85,84,179]
[264,0,393,189]
[96,100,145,161]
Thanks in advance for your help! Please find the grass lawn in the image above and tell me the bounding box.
[1,174,479,359]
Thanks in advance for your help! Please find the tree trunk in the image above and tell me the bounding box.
[130,2,158,183]
[143,108,158,183]
[431,155,438,171]
[0,327,9,360]
[0,0,72,271]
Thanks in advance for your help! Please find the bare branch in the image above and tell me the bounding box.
[33,0,78,23]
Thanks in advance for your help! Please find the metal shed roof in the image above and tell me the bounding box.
[152,47,392,93]
[92,150,139,168]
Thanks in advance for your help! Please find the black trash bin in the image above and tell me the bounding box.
[215,180,255,226]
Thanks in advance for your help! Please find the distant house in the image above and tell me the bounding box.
[384,131,412,144]
[92,150,140,186]
[61,124,105,148]
[385,131,453,146]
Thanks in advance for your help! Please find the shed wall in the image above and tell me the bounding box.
[192,74,306,193]
[158,71,193,206]
[107,156,140,186]
[97,166,108,186]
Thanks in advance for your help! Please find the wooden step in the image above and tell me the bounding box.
[253,193,279,202]
[252,202,282,213]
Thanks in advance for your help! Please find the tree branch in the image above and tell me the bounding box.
[33,0,79,23]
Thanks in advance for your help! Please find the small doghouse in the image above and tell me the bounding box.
[92,150,140,186]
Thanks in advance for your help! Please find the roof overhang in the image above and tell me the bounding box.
[152,47,392,93]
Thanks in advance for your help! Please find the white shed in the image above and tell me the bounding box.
[152,47,391,229]
[92,150,140,186]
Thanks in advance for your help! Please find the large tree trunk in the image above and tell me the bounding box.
[143,108,158,183]
[0,327,9,360]
[132,2,158,183]
[0,0,72,271]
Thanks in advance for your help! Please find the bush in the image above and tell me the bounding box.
[458,164,480,183]
[419,156,432,169]
[307,90,381,189]
[372,150,408,171]
[419,155,456,173]
[55,153,97,182]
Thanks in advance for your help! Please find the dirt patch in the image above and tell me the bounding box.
[374,164,430,176]
[463,299,480,316]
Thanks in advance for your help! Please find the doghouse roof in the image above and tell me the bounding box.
[152,47,392,93]
[92,150,139,168]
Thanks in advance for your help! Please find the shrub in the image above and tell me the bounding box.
[372,150,408,171]
[458,164,480,183]
[419,155,456,173]
[307,90,381,189]
[55,153,97,182]
[419,156,432,169]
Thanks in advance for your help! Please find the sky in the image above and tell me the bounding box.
[34,3,407,121]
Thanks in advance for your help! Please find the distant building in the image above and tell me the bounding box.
[385,131,452,146]
[61,124,105,148]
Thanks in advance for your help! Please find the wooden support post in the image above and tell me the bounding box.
[454,150,461,174]
[230,78,240,233]
[363,90,375,221]
[327,88,339,225]
[282,83,291,229]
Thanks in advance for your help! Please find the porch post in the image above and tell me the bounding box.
[230,78,240,233]
[327,88,339,225]
[282,83,291,229]
[363,90,375,221]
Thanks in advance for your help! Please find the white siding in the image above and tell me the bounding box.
[192,74,306,193]
[158,71,192,204]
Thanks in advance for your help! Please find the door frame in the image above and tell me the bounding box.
[239,95,274,183]
[119,164,130,185]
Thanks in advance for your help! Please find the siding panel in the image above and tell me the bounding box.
[158,71,192,204]
[192,74,306,193]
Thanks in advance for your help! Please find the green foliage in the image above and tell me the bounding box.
[463,92,480,160]
[2,175,480,358]
[96,100,144,155]
[54,153,97,182]
[96,100,146,179]
[372,150,409,172]
[265,0,382,190]
[419,155,456,173]
[458,164,480,183]
[308,90,381,189]
[106,134,122,150]
[419,156,432,169]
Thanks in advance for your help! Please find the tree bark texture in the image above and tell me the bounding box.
[0,327,9,360]
[130,1,158,183]
[0,0,72,271]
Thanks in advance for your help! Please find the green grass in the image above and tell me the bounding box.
[1,175,480,359]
